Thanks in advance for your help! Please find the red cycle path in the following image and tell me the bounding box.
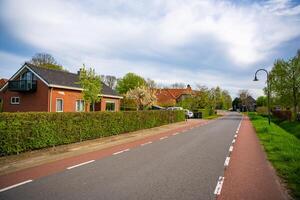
[0,120,210,190]
[218,116,289,200]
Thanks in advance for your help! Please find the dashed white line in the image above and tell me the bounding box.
[214,176,225,195]
[141,141,152,146]
[235,130,239,134]
[234,134,237,138]
[224,156,230,167]
[172,132,180,136]
[229,146,233,152]
[67,160,95,170]
[232,139,236,144]
[160,136,168,140]
[0,180,33,192]
[113,148,130,155]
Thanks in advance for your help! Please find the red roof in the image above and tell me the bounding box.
[155,85,192,106]
[0,78,8,89]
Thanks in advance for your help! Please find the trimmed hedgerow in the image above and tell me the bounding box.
[0,110,185,156]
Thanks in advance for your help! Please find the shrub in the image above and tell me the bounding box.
[0,110,185,155]
[256,106,268,116]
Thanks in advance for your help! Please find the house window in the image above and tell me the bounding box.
[11,97,20,105]
[76,100,85,112]
[106,101,115,111]
[56,99,63,112]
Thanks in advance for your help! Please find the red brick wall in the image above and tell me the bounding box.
[50,88,90,112]
[99,97,121,111]
[0,79,49,112]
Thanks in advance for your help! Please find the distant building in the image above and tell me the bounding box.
[155,85,193,107]
[232,96,256,112]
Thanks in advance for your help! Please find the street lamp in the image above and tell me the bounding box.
[253,69,271,125]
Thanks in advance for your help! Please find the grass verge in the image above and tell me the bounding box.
[248,112,300,199]
[273,120,300,140]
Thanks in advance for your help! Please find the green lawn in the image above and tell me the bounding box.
[274,120,300,140]
[248,113,300,199]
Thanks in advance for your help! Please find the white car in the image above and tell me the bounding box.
[185,109,194,118]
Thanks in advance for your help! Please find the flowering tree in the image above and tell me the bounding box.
[126,85,157,110]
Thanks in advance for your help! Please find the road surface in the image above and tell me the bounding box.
[0,113,241,200]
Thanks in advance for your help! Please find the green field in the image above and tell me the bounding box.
[248,113,300,199]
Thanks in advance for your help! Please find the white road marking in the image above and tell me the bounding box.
[229,146,233,152]
[0,180,33,192]
[141,141,152,146]
[224,157,230,167]
[172,132,180,136]
[113,148,130,155]
[232,139,236,144]
[236,130,239,134]
[214,176,225,195]
[234,134,237,138]
[67,160,95,170]
[160,136,168,140]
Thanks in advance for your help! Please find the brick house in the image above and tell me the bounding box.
[0,63,122,112]
[155,85,193,107]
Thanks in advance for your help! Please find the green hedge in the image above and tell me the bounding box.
[0,110,185,156]
[198,108,215,118]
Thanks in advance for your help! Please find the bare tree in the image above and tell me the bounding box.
[171,82,186,89]
[101,75,117,89]
[29,53,63,70]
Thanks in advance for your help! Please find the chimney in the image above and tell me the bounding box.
[187,84,191,90]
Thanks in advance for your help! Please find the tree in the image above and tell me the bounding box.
[238,90,252,111]
[269,51,300,119]
[101,75,117,89]
[256,96,267,107]
[116,73,146,94]
[222,90,232,110]
[146,78,157,89]
[170,82,186,89]
[126,85,157,110]
[29,53,63,70]
[78,65,102,111]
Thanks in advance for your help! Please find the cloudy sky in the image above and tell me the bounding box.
[1,0,300,98]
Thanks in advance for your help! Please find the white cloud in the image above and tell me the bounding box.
[0,51,29,77]
[0,0,299,97]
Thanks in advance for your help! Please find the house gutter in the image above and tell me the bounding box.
[49,87,53,112]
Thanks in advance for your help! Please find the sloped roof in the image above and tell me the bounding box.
[0,78,8,89]
[2,63,120,97]
[155,86,192,105]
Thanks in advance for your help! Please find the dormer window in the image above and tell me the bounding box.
[20,71,34,81]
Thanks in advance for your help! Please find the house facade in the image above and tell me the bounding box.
[155,85,193,107]
[0,63,122,112]
[232,96,256,112]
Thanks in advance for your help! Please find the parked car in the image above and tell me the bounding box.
[184,109,194,118]
[166,107,183,111]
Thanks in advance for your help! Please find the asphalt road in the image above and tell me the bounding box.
[1,112,242,200]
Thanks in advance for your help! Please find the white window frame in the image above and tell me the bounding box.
[10,97,20,105]
[56,98,64,112]
[75,99,85,112]
[105,100,116,111]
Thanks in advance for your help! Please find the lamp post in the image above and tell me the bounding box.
[253,69,271,125]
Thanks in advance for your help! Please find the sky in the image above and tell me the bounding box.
[0,0,300,98]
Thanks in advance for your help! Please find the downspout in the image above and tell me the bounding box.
[49,87,53,112]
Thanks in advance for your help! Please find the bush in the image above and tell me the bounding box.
[256,106,268,116]
[0,110,185,156]
[198,108,215,118]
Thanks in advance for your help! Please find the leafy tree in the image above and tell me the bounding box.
[222,90,232,110]
[29,53,63,70]
[78,65,102,111]
[116,73,146,94]
[126,85,157,110]
[256,96,267,107]
[269,52,300,119]
[101,75,117,89]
